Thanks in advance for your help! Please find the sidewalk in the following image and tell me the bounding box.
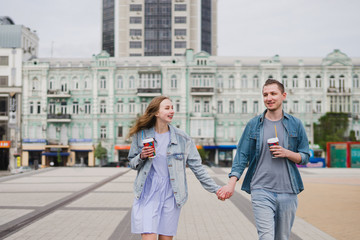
[0,167,358,239]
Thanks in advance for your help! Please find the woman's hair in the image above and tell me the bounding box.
[127,96,170,137]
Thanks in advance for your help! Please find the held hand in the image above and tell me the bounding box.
[270,145,289,158]
[216,185,235,201]
[140,146,154,159]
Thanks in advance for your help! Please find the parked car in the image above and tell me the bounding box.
[11,166,33,174]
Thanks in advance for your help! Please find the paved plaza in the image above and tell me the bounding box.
[0,166,359,240]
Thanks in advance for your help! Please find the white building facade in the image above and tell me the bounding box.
[21,49,360,167]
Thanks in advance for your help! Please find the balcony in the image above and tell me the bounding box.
[137,88,161,97]
[47,90,71,98]
[190,87,214,96]
[47,114,71,123]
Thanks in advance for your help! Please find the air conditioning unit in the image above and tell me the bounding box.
[8,112,16,124]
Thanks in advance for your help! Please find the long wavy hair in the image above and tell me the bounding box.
[128,96,170,137]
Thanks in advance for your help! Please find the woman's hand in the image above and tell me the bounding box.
[140,146,154,159]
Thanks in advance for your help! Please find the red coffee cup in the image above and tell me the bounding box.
[142,138,156,159]
[267,137,279,158]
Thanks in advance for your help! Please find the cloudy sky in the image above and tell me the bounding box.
[1,0,360,58]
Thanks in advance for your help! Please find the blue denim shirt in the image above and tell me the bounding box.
[229,110,310,194]
[128,124,220,207]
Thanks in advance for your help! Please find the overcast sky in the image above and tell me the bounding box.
[1,0,360,58]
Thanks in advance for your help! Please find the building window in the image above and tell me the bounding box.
[217,75,224,88]
[49,78,54,90]
[242,101,247,114]
[61,102,67,114]
[171,75,177,89]
[85,101,91,114]
[129,102,135,113]
[30,102,34,114]
[217,101,223,114]
[174,17,186,24]
[306,101,312,113]
[339,75,345,91]
[241,75,247,88]
[253,75,259,88]
[37,102,41,114]
[229,101,235,113]
[329,75,335,88]
[0,76,9,86]
[49,102,55,114]
[100,126,107,139]
[139,73,161,88]
[353,75,359,88]
[174,29,186,36]
[117,76,123,89]
[194,100,200,113]
[253,101,259,113]
[130,17,142,24]
[174,4,186,11]
[283,101,288,112]
[117,101,124,113]
[73,101,79,114]
[292,75,298,88]
[129,76,135,89]
[130,4,142,11]
[100,100,106,113]
[174,41,186,48]
[0,56,9,66]
[141,102,148,114]
[353,101,359,114]
[228,75,235,88]
[130,29,142,36]
[305,75,311,88]
[204,101,210,113]
[32,77,40,90]
[293,101,299,113]
[100,76,106,89]
[282,75,288,88]
[316,101,322,113]
[176,100,180,112]
[84,77,90,89]
[130,41,142,48]
[316,75,322,88]
[118,126,123,138]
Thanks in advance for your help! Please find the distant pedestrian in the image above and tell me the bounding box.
[128,96,221,240]
[217,79,310,240]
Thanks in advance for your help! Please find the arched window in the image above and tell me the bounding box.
[84,77,90,89]
[339,75,345,91]
[241,75,247,88]
[292,75,298,88]
[353,75,359,88]
[316,75,322,88]
[282,75,288,88]
[129,76,135,89]
[117,76,123,89]
[49,78,54,90]
[305,75,311,88]
[171,75,177,89]
[228,75,235,88]
[100,76,106,89]
[73,77,79,90]
[253,75,259,88]
[329,75,335,88]
[60,77,67,92]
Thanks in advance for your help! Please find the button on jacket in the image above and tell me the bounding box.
[229,110,310,194]
[128,124,220,208]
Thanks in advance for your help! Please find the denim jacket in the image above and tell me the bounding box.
[128,124,220,208]
[229,110,310,194]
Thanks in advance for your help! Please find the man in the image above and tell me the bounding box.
[218,79,309,240]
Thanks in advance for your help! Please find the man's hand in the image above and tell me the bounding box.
[216,184,235,201]
[270,145,302,164]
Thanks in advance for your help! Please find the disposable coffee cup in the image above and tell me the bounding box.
[267,137,279,158]
[142,138,156,159]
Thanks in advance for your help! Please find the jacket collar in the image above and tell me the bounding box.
[144,124,178,145]
[259,109,289,122]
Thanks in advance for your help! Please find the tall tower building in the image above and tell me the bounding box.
[102,0,217,57]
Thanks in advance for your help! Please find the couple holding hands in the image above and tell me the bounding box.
[128,79,310,240]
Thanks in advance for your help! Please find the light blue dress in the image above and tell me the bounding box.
[131,131,181,236]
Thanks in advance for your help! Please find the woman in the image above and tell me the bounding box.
[128,96,220,240]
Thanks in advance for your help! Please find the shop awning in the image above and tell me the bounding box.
[42,152,70,156]
[114,145,131,150]
[70,150,92,152]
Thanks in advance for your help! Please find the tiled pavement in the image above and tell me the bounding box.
[0,166,358,240]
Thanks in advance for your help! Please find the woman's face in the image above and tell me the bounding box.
[155,99,174,124]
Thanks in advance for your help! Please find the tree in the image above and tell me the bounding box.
[94,143,108,166]
[314,112,350,151]
[197,146,209,164]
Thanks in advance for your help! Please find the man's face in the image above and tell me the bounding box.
[262,84,287,112]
